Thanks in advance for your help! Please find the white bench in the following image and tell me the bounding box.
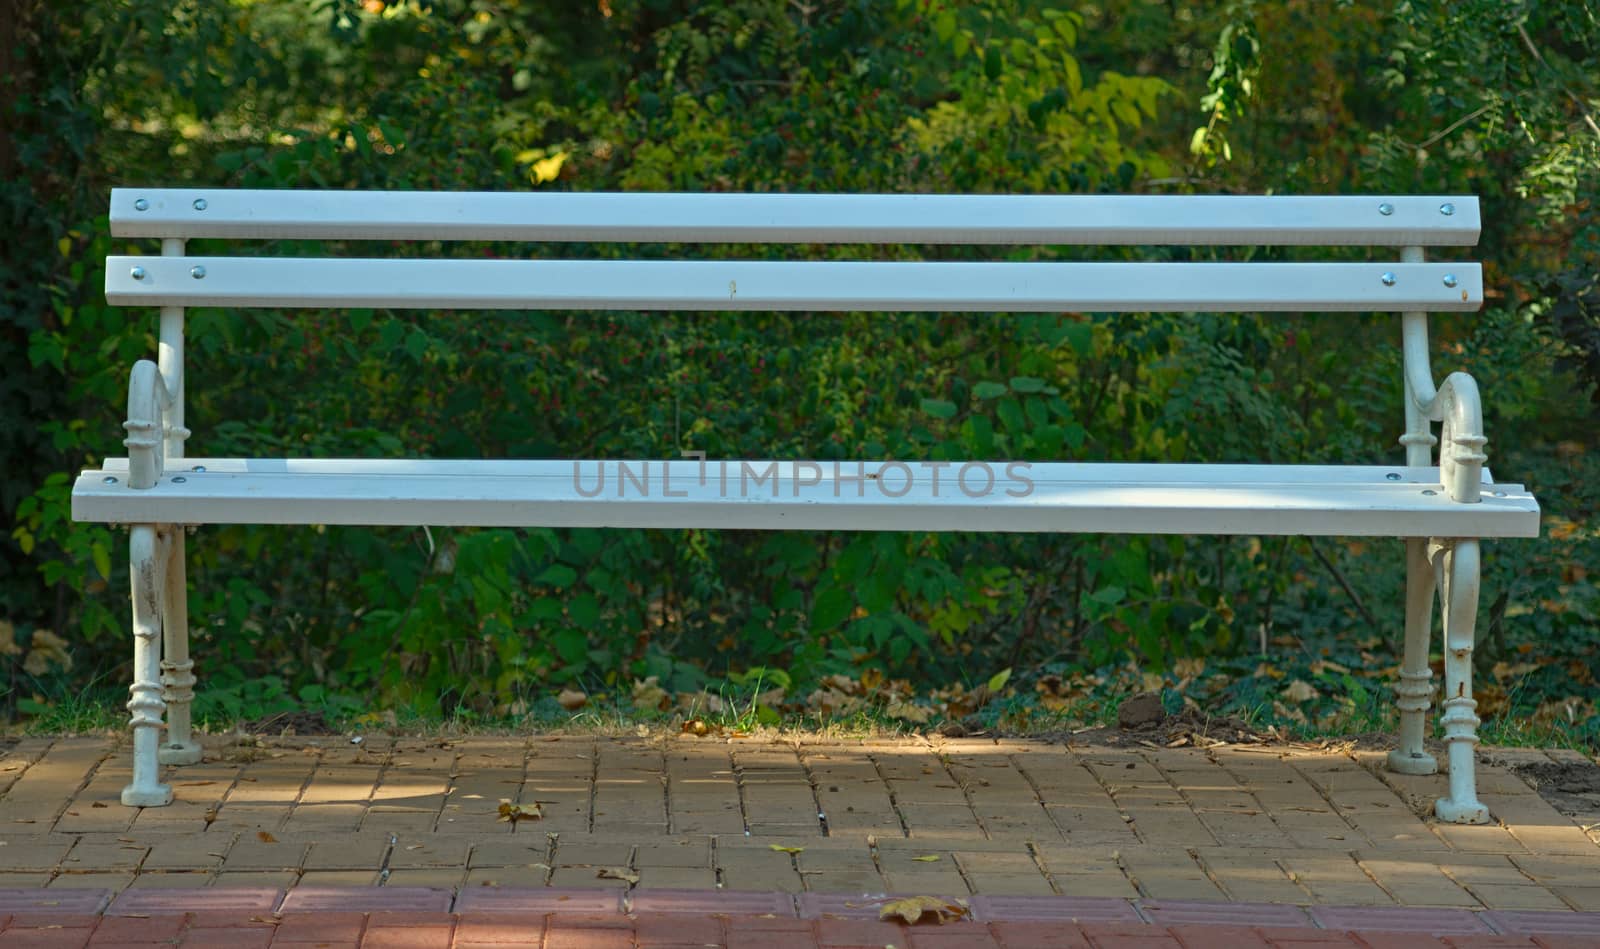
[72,190,1540,823]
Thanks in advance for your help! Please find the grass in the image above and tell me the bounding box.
[10,671,1595,757]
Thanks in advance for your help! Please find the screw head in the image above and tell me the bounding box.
[193,198,208,211]
[1386,472,1402,481]
[1422,489,1438,496]
[130,266,147,280]
[190,265,206,279]
[1381,272,1397,286]
[192,465,206,472]
[1442,274,1458,288]
[1378,202,1394,216]
[171,476,187,483]
[134,198,150,211]
[1440,202,1455,216]
[1493,490,1507,498]
[102,476,118,484]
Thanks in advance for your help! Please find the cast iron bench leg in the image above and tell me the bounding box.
[159,531,202,765]
[122,524,174,807]
[1433,537,1488,824]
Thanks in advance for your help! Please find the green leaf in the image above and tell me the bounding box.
[91,541,111,581]
[537,564,578,588]
[1009,376,1046,393]
[973,381,1008,399]
[920,398,957,419]
[987,668,1012,692]
[811,585,853,631]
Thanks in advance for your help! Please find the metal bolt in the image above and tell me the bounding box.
[134,198,150,211]
[102,476,118,484]
[192,465,206,472]
[190,265,206,279]
[1378,202,1394,216]
[1442,274,1458,288]
[1386,472,1402,481]
[130,266,147,280]
[1493,490,1507,498]
[193,198,208,211]
[1439,202,1455,216]
[171,476,187,483]
[1422,489,1438,496]
[1381,272,1397,286]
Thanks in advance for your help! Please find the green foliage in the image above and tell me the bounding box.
[4,0,1595,740]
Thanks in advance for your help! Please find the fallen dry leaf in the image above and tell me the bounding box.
[497,800,543,823]
[257,831,277,843]
[911,854,941,862]
[596,867,639,884]
[878,895,968,925]
[769,845,805,854]
[682,719,712,737]
[557,688,588,711]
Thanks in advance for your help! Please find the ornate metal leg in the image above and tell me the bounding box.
[158,531,201,765]
[1431,538,1488,824]
[122,525,173,807]
[1388,537,1438,775]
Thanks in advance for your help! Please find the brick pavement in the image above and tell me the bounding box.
[0,734,1595,922]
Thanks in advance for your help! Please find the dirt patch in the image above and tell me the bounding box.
[236,709,338,737]
[1502,759,1600,820]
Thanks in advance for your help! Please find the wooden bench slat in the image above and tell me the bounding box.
[106,258,1484,312]
[72,460,1539,538]
[110,189,1483,246]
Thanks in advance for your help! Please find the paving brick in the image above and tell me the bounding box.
[629,889,795,916]
[814,918,904,947]
[281,887,452,912]
[0,890,111,914]
[1164,925,1273,949]
[452,913,547,946]
[1138,900,1312,928]
[88,916,185,944]
[969,896,1142,923]
[0,840,73,873]
[634,914,724,947]
[1478,911,1600,937]
[357,913,456,949]
[453,888,624,914]
[272,910,370,943]
[106,886,283,915]
[544,915,633,949]
[988,921,1092,949]
[1077,922,1183,948]
[1306,906,1491,934]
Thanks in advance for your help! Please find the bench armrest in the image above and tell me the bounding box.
[124,359,181,489]
[1403,323,1487,504]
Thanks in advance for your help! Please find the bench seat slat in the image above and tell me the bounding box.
[72,460,1539,538]
[106,258,1483,312]
[110,190,1483,246]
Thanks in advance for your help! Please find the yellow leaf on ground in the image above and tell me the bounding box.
[1281,679,1318,703]
[878,895,968,925]
[911,854,941,862]
[596,867,639,884]
[256,831,277,843]
[769,845,805,853]
[497,799,543,823]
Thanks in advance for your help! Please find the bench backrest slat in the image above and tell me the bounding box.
[110,189,1481,246]
[105,258,1482,312]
